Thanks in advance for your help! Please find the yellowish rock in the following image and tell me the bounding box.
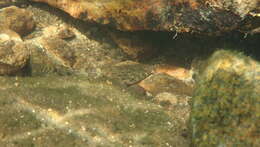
[0,6,35,36]
[0,29,30,75]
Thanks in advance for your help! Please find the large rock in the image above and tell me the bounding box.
[191,50,260,146]
[31,0,259,34]
[0,6,35,36]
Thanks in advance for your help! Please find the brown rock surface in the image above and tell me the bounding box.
[138,73,193,96]
[31,0,259,34]
[0,6,35,36]
[155,65,194,84]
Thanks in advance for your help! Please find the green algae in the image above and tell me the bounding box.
[0,109,42,137]
[0,74,189,146]
[191,50,260,146]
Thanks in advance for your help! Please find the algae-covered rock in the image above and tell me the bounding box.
[191,50,260,146]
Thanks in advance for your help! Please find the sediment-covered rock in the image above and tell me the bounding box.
[139,73,193,96]
[0,6,35,36]
[30,0,259,34]
[191,50,260,146]
[0,29,30,75]
[38,37,76,68]
[25,25,77,75]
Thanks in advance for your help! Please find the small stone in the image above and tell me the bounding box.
[138,73,193,96]
[154,65,194,85]
[103,60,152,86]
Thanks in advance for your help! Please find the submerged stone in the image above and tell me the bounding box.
[139,73,193,96]
[31,0,259,34]
[0,6,35,36]
[191,50,260,146]
[0,29,30,75]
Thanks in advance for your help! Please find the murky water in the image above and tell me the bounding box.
[0,2,259,147]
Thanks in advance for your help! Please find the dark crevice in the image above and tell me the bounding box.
[3,1,260,65]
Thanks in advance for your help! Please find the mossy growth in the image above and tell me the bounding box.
[190,50,260,146]
[0,74,189,146]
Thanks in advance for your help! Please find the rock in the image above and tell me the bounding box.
[0,6,35,36]
[108,30,158,60]
[138,73,193,96]
[42,25,75,40]
[27,43,73,76]
[191,50,260,146]
[31,0,259,34]
[102,61,152,86]
[20,24,77,75]
[154,65,194,85]
[25,25,76,71]
[0,29,30,75]
[38,37,76,68]
[24,22,117,76]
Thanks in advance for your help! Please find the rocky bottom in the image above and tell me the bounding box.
[0,75,190,147]
[0,3,193,147]
[0,2,259,147]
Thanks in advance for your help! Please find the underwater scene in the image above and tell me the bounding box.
[0,0,259,146]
